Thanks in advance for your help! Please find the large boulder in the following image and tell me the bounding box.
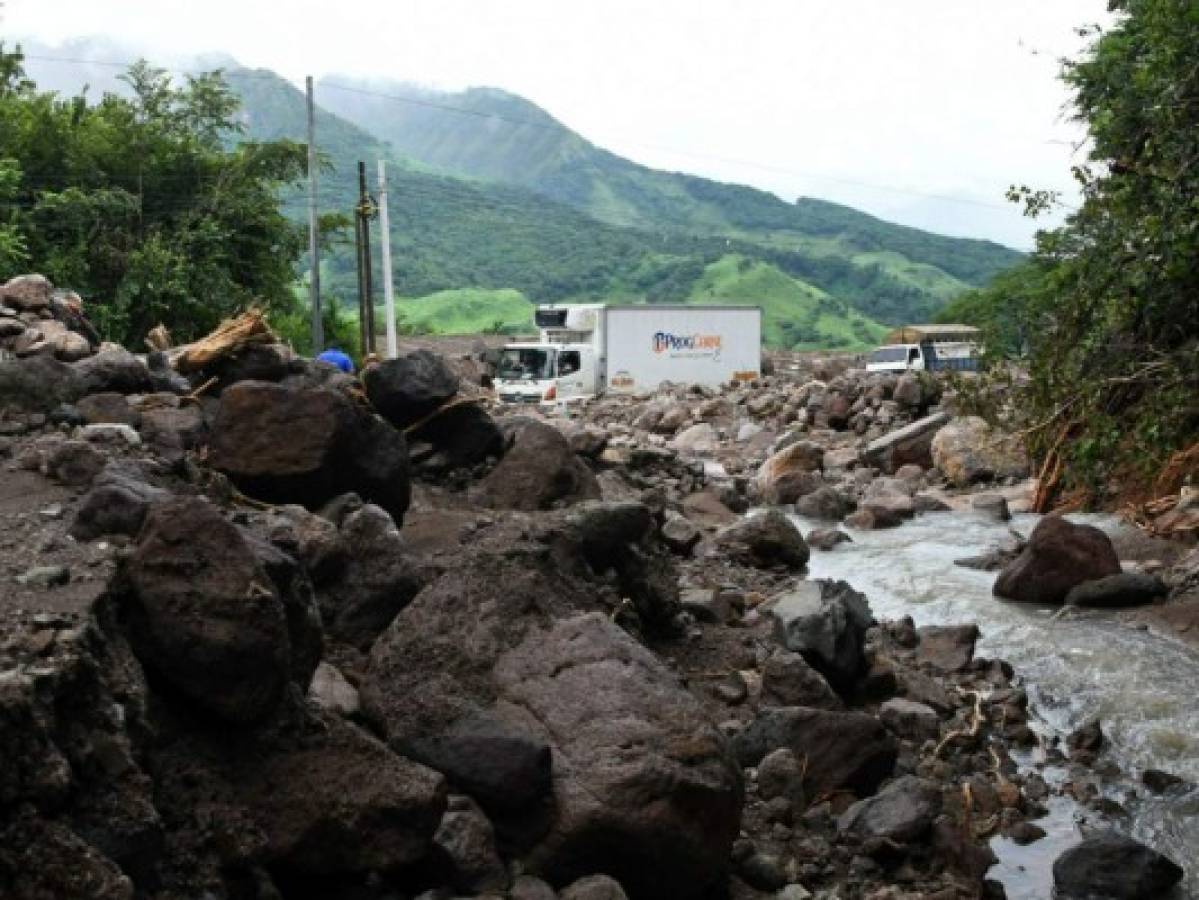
[209,380,411,523]
[732,707,897,799]
[837,775,941,842]
[760,649,842,710]
[241,718,446,876]
[362,556,740,899]
[756,440,825,505]
[1052,831,1183,899]
[0,355,84,412]
[154,709,447,878]
[714,509,809,570]
[73,348,153,395]
[478,418,600,510]
[497,615,742,899]
[70,466,169,542]
[364,349,459,430]
[313,503,426,649]
[767,580,874,693]
[408,401,505,474]
[993,516,1122,604]
[114,497,320,723]
[931,416,1028,487]
[862,412,950,474]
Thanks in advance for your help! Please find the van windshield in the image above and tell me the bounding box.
[498,348,554,380]
[869,346,909,364]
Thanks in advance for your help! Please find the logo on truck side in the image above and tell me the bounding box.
[652,331,722,358]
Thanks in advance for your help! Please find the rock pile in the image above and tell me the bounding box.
[0,279,1186,899]
[0,274,100,362]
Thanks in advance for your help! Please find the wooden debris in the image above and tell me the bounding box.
[174,309,276,374]
[145,323,173,352]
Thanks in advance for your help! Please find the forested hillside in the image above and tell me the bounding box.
[937,0,1199,507]
[9,44,1027,350]
[318,78,1023,286]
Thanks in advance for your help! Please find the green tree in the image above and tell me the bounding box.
[0,44,307,346]
[991,1,1199,503]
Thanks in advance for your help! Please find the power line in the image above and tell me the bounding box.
[318,79,1017,212]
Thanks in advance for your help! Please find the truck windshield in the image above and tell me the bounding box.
[869,346,909,364]
[497,348,554,380]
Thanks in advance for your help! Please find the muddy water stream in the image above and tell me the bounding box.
[791,509,1199,899]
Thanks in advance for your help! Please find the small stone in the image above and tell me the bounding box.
[16,565,70,587]
[1141,769,1185,794]
[972,494,1011,522]
[757,748,804,803]
[737,852,788,892]
[560,874,629,900]
[1007,821,1046,845]
[879,697,940,742]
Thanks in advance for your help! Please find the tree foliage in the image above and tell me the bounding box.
[950,1,1199,503]
[0,45,307,346]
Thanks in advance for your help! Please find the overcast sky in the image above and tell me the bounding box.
[6,0,1112,248]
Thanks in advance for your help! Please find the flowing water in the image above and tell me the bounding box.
[791,508,1199,898]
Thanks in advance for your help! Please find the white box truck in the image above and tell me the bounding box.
[495,303,762,404]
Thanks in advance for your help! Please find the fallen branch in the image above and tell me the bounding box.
[935,690,985,757]
[181,376,219,406]
[401,395,483,436]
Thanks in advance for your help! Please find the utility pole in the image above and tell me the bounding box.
[356,161,376,357]
[305,76,323,352]
[377,159,398,359]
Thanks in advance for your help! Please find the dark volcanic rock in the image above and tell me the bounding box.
[0,355,84,412]
[363,560,741,900]
[1065,572,1168,608]
[1052,831,1183,899]
[714,509,809,570]
[155,709,447,879]
[915,624,979,672]
[116,497,313,723]
[795,485,855,520]
[408,401,505,474]
[314,503,425,649]
[497,614,743,900]
[807,528,852,551]
[209,380,411,523]
[364,349,460,429]
[993,516,1122,604]
[732,707,897,798]
[478,417,600,510]
[74,348,153,395]
[838,775,942,842]
[70,467,169,541]
[760,649,842,710]
[768,579,874,693]
[404,712,553,816]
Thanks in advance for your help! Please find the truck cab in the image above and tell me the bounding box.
[495,343,599,405]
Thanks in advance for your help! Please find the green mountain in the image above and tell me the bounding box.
[316,79,1022,292]
[21,44,1023,349]
[220,67,1020,349]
